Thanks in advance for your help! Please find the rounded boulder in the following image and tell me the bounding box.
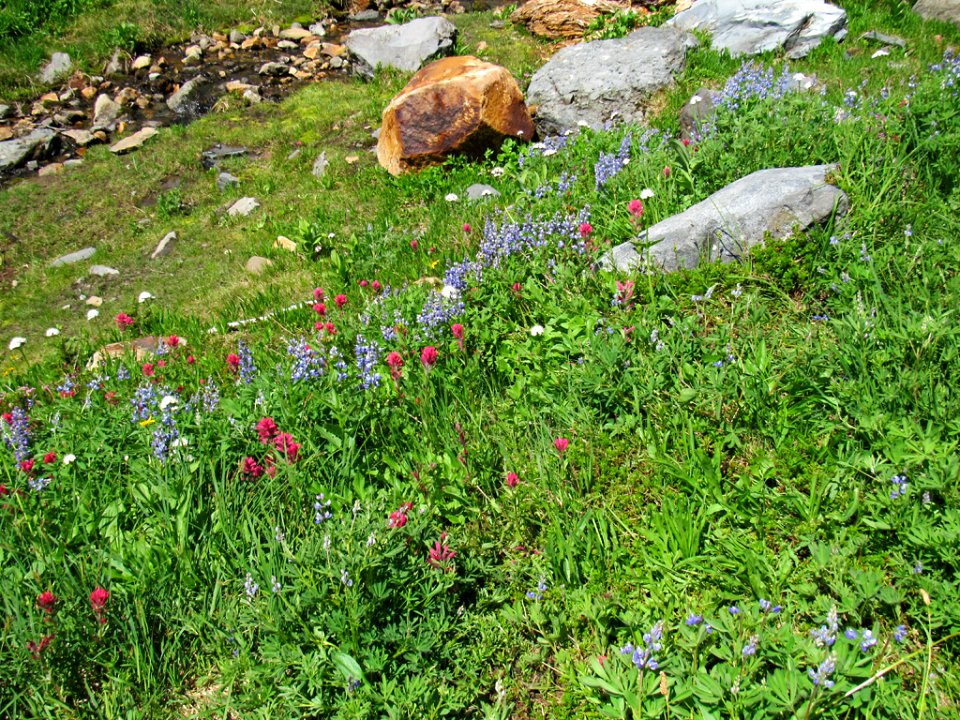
[377,56,534,176]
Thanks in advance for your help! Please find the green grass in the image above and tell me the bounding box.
[2,1,960,718]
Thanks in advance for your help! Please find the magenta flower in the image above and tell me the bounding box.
[115,312,134,330]
[506,472,519,489]
[335,294,348,309]
[90,587,110,624]
[427,532,456,571]
[579,222,593,238]
[554,437,569,454]
[628,199,644,219]
[313,287,324,301]
[421,345,438,369]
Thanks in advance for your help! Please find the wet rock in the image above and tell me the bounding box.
[510,0,622,39]
[0,105,12,120]
[526,26,694,134]
[61,129,96,146]
[312,151,329,178]
[229,29,247,44]
[217,171,240,192]
[242,89,263,104]
[109,126,158,154]
[0,128,58,171]
[599,165,848,273]
[38,162,64,176]
[259,61,290,76]
[346,16,457,77]
[202,145,248,169]
[226,80,255,93]
[132,55,152,71]
[378,56,533,176]
[308,22,327,36]
[167,76,206,114]
[280,27,313,40]
[466,183,500,201]
[93,94,120,128]
[40,52,72,84]
[90,265,120,277]
[183,45,204,65]
[151,231,177,259]
[667,0,847,59]
[53,109,86,125]
[228,197,260,216]
[349,9,381,21]
[278,40,300,50]
[913,0,960,26]
[0,127,12,142]
[50,247,95,267]
[244,256,272,274]
[105,48,123,75]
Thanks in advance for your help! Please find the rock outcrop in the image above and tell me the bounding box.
[346,17,457,77]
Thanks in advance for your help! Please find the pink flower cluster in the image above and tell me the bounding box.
[242,417,301,479]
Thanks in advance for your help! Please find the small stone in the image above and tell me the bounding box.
[228,197,260,216]
[274,236,297,252]
[0,127,13,141]
[312,151,328,178]
[345,155,359,164]
[226,80,255,93]
[132,55,152,71]
[304,46,320,60]
[90,265,120,277]
[40,52,72,83]
[40,92,59,106]
[259,61,290,76]
[50,247,95,267]
[278,40,299,50]
[242,89,262,104]
[0,105,11,119]
[280,27,313,40]
[217,171,240,192]
[287,147,302,161]
[349,9,381,21]
[93,94,120,128]
[64,159,83,168]
[81,86,98,100]
[152,231,177,259]
[202,145,248,169]
[38,162,64,177]
[229,29,247,44]
[245,256,273,274]
[466,183,500,201]
[105,48,123,75]
[860,30,906,48]
[183,45,203,65]
[167,76,206,113]
[241,37,262,50]
[109,126,158,154]
[86,295,103,307]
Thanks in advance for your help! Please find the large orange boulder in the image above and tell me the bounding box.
[377,56,535,176]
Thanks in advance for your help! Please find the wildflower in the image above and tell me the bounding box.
[512,282,522,294]
[639,188,654,200]
[313,302,326,316]
[445,193,459,202]
[256,417,278,443]
[463,223,471,233]
[894,625,907,643]
[728,605,741,615]
[506,472,519,489]
[860,630,878,652]
[313,287,325,301]
[386,351,404,381]
[45,328,60,337]
[335,294,348,309]
[226,353,241,373]
[387,504,410,528]
[621,620,664,671]
[274,432,300,462]
[530,324,545,336]
[340,568,354,586]
[890,473,908,499]
[685,613,703,626]
[62,453,76,465]
[28,476,51,491]
[138,291,153,303]
[86,309,99,321]
[20,458,34,474]
[527,577,548,601]
[90,587,110,624]
[811,608,839,647]
[372,280,382,293]
[844,628,858,641]
[8,336,26,350]
[421,345,438,369]
[241,456,264,479]
[271,576,281,594]
[243,573,259,599]
[115,313,134,330]
[166,335,180,348]
[427,532,456,570]
[37,591,57,614]
[410,239,419,250]
[663,166,671,178]
[628,199,644,219]
[314,494,333,524]
[914,561,923,575]
[27,634,54,659]
[579,222,593,238]
[743,635,759,656]
[43,452,56,464]
[554,437,569,453]
[759,598,772,612]
[236,341,256,383]
[808,655,836,688]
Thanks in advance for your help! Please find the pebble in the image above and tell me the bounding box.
[50,247,96,267]
[90,265,120,277]
[245,256,273,274]
[228,197,260,216]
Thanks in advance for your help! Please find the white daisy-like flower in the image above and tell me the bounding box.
[138,291,154,303]
[45,328,60,337]
[159,395,178,410]
[63,453,77,465]
[490,166,505,178]
[8,336,26,350]
[440,284,460,300]
[86,309,100,320]
[640,188,655,200]
[530,324,545,336]
[444,193,459,202]
[690,94,702,105]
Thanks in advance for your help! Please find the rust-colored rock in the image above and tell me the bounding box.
[87,336,186,370]
[510,0,627,39]
[377,56,534,176]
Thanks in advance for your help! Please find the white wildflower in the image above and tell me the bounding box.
[8,336,26,350]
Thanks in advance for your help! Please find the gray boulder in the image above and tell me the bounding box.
[525,26,694,135]
[167,76,206,114]
[913,0,960,26]
[93,94,120,129]
[50,247,95,267]
[600,165,847,273]
[39,52,72,83]
[0,128,58,171]
[346,17,457,77]
[667,0,847,59]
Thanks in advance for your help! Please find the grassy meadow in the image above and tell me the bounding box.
[2,0,960,717]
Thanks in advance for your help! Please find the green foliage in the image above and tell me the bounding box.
[0,0,104,39]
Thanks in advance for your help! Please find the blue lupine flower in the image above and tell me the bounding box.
[860,629,878,652]
[314,494,333,524]
[808,655,836,688]
[1,405,31,461]
[890,474,908,499]
[844,628,858,641]
[729,605,741,615]
[287,337,325,382]
[353,334,382,390]
[894,625,907,643]
[742,635,758,657]
[237,340,257,384]
[244,573,259,598]
[686,613,704,626]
